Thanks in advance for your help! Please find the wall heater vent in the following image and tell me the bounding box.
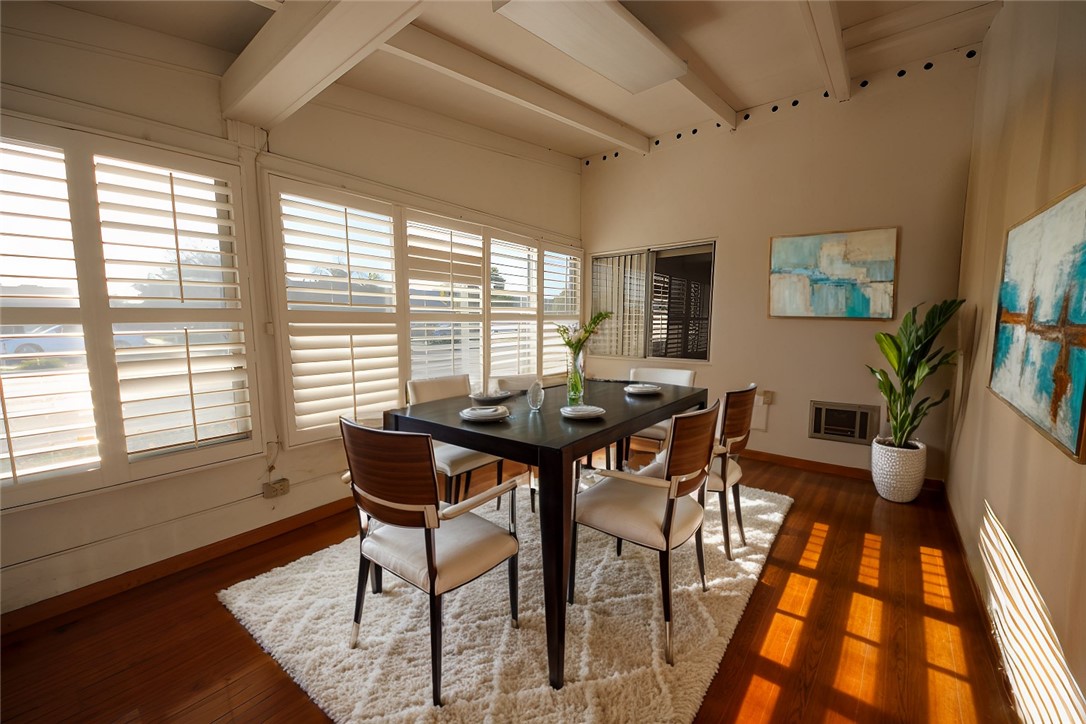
[809,401,880,445]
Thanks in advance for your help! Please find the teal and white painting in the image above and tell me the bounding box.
[990,183,1086,461]
[769,228,897,318]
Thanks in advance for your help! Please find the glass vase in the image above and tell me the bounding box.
[567,347,586,405]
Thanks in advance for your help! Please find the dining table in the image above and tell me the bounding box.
[383,378,709,689]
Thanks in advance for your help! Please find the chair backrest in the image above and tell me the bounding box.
[340,418,441,528]
[494,374,535,392]
[662,401,719,498]
[494,372,566,391]
[719,383,757,455]
[407,374,471,404]
[630,367,695,387]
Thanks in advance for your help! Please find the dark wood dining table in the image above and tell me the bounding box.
[383,378,709,689]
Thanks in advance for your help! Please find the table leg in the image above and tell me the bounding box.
[536,447,574,689]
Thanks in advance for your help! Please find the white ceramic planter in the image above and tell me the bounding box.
[870,438,927,503]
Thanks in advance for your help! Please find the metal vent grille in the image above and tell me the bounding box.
[809,401,880,444]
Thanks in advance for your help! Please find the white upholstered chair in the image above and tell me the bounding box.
[407,374,503,503]
[567,401,719,664]
[340,418,519,707]
[707,383,757,560]
[624,367,697,464]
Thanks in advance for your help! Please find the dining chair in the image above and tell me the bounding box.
[340,418,519,707]
[623,367,697,465]
[707,383,757,560]
[407,374,504,503]
[567,401,719,665]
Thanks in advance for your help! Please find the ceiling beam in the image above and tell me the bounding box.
[494,0,686,95]
[842,1,993,49]
[799,0,851,101]
[845,2,1001,73]
[222,0,422,128]
[383,24,650,155]
[677,71,737,130]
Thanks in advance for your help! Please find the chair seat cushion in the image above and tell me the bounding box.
[361,513,517,595]
[575,476,703,551]
[707,458,743,492]
[631,419,670,442]
[431,441,501,478]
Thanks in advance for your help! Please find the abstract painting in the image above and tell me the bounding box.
[769,228,897,318]
[990,183,1086,462]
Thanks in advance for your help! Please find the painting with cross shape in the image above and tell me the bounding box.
[990,183,1086,462]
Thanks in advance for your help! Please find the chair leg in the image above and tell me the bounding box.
[718,490,732,560]
[508,553,519,627]
[567,523,578,604]
[529,484,537,513]
[445,474,454,503]
[659,549,674,665]
[616,538,623,557]
[732,484,746,546]
[605,444,612,470]
[695,525,707,592]
[352,552,371,648]
[429,593,443,707]
[371,564,383,593]
[495,460,505,510]
[461,470,472,503]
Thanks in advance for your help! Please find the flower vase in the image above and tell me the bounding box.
[567,348,586,405]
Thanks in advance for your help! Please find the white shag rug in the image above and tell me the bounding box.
[219,479,792,723]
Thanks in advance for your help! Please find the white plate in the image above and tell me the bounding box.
[560,405,605,419]
[470,390,513,405]
[624,383,661,395]
[459,405,509,422]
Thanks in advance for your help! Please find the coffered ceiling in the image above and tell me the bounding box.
[50,0,1002,159]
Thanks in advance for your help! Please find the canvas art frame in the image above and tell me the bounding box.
[989,182,1086,463]
[769,227,898,319]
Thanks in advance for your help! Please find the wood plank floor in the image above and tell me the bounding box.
[1,457,1017,723]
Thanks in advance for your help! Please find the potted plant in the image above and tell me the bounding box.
[867,298,965,502]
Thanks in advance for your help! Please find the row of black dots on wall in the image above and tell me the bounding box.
[584,120,727,165]
[737,49,979,123]
[583,49,981,165]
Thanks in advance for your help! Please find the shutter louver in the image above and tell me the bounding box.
[115,323,251,457]
[410,321,483,387]
[280,193,395,313]
[1,140,100,485]
[95,156,240,309]
[591,253,645,356]
[289,322,400,431]
[273,183,401,444]
[407,220,483,312]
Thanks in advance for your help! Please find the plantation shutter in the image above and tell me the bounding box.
[406,214,484,386]
[94,155,254,460]
[272,180,401,444]
[490,237,538,378]
[1,140,100,484]
[589,252,644,357]
[542,249,582,374]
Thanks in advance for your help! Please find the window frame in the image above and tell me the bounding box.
[0,117,264,509]
[265,172,583,448]
[589,240,716,362]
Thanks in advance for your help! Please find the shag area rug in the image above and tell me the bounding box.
[219,479,792,723]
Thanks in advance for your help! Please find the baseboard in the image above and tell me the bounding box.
[744,448,945,490]
[0,498,354,636]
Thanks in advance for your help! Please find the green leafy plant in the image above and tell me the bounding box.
[867,299,965,448]
[555,310,612,356]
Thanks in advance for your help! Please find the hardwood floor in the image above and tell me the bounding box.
[1,457,1016,723]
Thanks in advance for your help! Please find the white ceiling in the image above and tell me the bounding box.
[50,0,1001,159]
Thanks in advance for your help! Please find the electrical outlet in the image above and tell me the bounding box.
[761,390,775,405]
[263,479,290,499]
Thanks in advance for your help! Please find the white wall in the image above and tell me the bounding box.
[0,4,580,612]
[581,51,979,477]
[948,1,1086,688]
